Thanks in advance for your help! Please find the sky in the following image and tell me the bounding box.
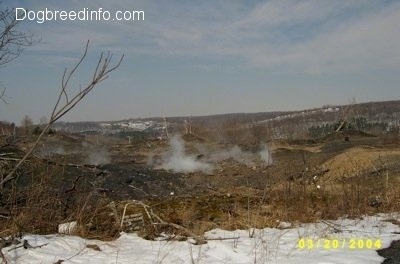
[0,0,399,123]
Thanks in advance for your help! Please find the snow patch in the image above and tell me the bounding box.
[2,213,400,263]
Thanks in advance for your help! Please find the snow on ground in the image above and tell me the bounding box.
[2,213,400,264]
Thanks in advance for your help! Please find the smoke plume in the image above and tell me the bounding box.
[82,142,111,165]
[157,135,213,174]
[259,143,273,166]
[210,146,255,166]
[154,135,273,174]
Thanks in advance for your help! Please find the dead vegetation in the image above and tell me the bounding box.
[1,122,400,245]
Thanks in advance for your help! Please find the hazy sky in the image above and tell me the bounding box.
[0,0,399,123]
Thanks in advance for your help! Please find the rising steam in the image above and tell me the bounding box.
[157,135,213,174]
[259,143,273,165]
[82,142,111,165]
[211,144,273,167]
[211,146,255,166]
[154,135,273,174]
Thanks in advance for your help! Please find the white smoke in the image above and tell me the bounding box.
[259,143,273,166]
[37,145,65,158]
[210,144,273,167]
[157,135,213,174]
[210,146,255,166]
[154,135,273,174]
[82,142,111,165]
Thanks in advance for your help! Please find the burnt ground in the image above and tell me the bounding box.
[97,162,190,200]
[1,132,400,240]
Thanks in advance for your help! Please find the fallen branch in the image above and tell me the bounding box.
[128,185,149,196]
[0,153,13,156]
[321,220,342,233]
[64,175,82,194]
[7,240,48,251]
[130,200,206,245]
[153,223,206,245]
[36,157,99,169]
[204,237,240,241]
[0,249,7,264]
[54,244,86,264]
[0,157,22,162]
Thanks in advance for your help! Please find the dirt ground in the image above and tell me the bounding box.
[1,131,400,239]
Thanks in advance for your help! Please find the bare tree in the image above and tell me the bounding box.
[0,85,6,103]
[0,40,124,187]
[39,116,47,125]
[0,4,34,103]
[0,81,10,103]
[21,114,33,135]
[0,5,33,67]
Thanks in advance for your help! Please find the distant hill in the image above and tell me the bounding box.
[47,99,399,138]
[137,99,400,124]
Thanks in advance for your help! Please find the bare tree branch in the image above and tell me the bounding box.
[0,4,35,104]
[0,6,34,67]
[0,86,7,103]
[0,41,124,187]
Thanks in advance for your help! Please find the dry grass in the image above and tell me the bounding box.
[1,132,400,243]
[321,147,400,180]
